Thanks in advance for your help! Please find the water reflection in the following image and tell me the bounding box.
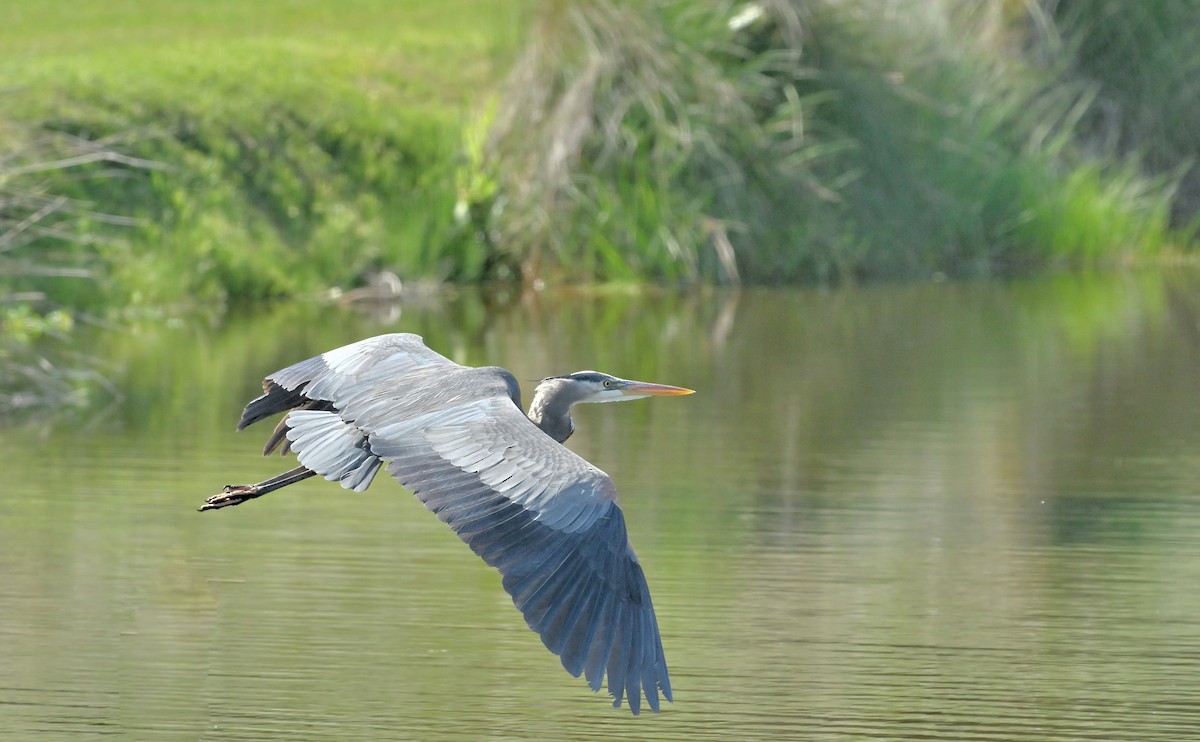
[3,271,1200,739]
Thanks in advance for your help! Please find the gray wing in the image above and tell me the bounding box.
[241,333,672,714]
[239,332,462,431]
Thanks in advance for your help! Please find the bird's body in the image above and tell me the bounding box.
[201,333,692,714]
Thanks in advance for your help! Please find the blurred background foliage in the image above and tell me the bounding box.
[2,0,1199,409]
[473,0,1195,284]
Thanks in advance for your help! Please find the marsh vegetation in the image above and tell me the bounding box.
[2,1,1199,407]
[4,1,1196,304]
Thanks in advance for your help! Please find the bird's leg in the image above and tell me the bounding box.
[199,465,317,511]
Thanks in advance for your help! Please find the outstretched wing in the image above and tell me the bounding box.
[240,333,672,714]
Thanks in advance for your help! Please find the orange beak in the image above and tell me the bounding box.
[620,380,695,397]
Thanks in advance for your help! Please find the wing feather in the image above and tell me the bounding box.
[559,577,605,675]
[606,605,632,709]
[536,560,594,652]
[584,594,620,691]
[236,333,671,714]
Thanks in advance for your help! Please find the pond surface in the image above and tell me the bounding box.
[4,272,1200,740]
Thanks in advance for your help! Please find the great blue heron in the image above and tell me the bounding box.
[200,333,693,714]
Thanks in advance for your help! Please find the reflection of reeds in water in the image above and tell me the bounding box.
[476,0,1184,285]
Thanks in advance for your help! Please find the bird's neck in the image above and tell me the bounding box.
[528,384,575,443]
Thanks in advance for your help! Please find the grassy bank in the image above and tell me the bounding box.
[472,0,1192,284]
[1,0,1197,316]
[1,0,528,313]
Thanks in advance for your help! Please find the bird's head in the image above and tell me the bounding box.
[538,371,695,406]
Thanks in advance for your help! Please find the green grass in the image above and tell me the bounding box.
[1,0,529,311]
[1,1,519,103]
[1,0,1195,314]
[802,2,1178,277]
[471,0,1190,285]
[1051,0,1200,223]
[4,0,1197,415]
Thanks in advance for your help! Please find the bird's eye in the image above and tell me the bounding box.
[603,380,613,388]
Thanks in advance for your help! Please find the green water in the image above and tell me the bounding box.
[4,272,1200,740]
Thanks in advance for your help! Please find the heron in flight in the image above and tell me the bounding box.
[200,333,693,714]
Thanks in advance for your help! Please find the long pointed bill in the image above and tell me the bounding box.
[620,380,695,397]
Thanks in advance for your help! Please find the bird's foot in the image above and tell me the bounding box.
[198,466,316,512]
[199,484,262,512]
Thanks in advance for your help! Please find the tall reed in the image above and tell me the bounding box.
[1048,0,1200,225]
[472,0,1184,284]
